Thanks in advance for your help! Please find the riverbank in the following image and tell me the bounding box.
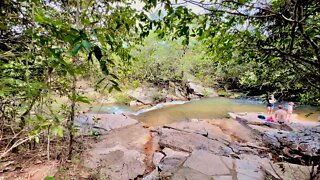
[80,112,319,179]
[3,112,318,179]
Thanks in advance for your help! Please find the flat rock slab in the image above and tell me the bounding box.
[183,150,232,176]
[75,113,138,135]
[248,124,281,134]
[205,119,255,143]
[158,148,190,174]
[164,120,231,142]
[159,127,232,156]
[171,167,212,180]
[82,123,150,180]
[183,150,265,179]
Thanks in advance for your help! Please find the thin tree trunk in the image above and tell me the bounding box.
[68,0,81,160]
[47,126,50,161]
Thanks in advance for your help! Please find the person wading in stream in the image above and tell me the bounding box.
[274,105,287,124]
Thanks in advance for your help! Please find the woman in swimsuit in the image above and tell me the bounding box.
[266,94,276,115]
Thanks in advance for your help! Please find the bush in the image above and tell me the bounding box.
[218,90,228,97]
[132,80,141,89]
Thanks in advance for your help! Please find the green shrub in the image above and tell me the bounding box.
[203,89,211,98]
[132,80,141,89]
[114,93,133,103]
[218,90,228,97]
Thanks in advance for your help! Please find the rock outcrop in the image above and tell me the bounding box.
[80,112,319,180]
[75,113,138,135]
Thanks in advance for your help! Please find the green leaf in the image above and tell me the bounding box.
[96,77,105,85]
[109,73,119,80]
[82,40,91,52]
[71,43,82,56]
[239,0,245,5]
[52,126,64,137]
[110,80,118,86]
[35,136,39,144]
[77,95,90,104]
[35,12,46,23]
[108,86,114,93]
[113,85,121,92]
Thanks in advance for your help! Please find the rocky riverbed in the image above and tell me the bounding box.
[75,112,320,180]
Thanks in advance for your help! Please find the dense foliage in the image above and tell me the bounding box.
[0,0,319,162]
[154,0,320,104]
[0,0,163,159]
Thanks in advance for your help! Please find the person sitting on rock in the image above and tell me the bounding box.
[274,105,287,124]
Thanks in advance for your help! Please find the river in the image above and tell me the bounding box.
[83,97,320,126]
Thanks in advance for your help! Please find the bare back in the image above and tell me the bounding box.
[274,109,287,123]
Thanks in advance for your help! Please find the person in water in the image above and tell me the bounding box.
[274,105,287,124]
[287,102,294,121]
[266,94,276,115]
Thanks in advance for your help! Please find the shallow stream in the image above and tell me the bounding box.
[82,97,320,126]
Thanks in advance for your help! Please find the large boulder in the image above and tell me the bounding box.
[82,123,150,179]
[186,82,217,97]
[263,126,320,165]
[127,87,158,105]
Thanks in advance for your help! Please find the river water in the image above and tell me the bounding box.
[84,97,320,126]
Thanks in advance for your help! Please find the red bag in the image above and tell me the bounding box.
[267,116,274,122]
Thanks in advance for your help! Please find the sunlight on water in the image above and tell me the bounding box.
[132,98,320,126]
